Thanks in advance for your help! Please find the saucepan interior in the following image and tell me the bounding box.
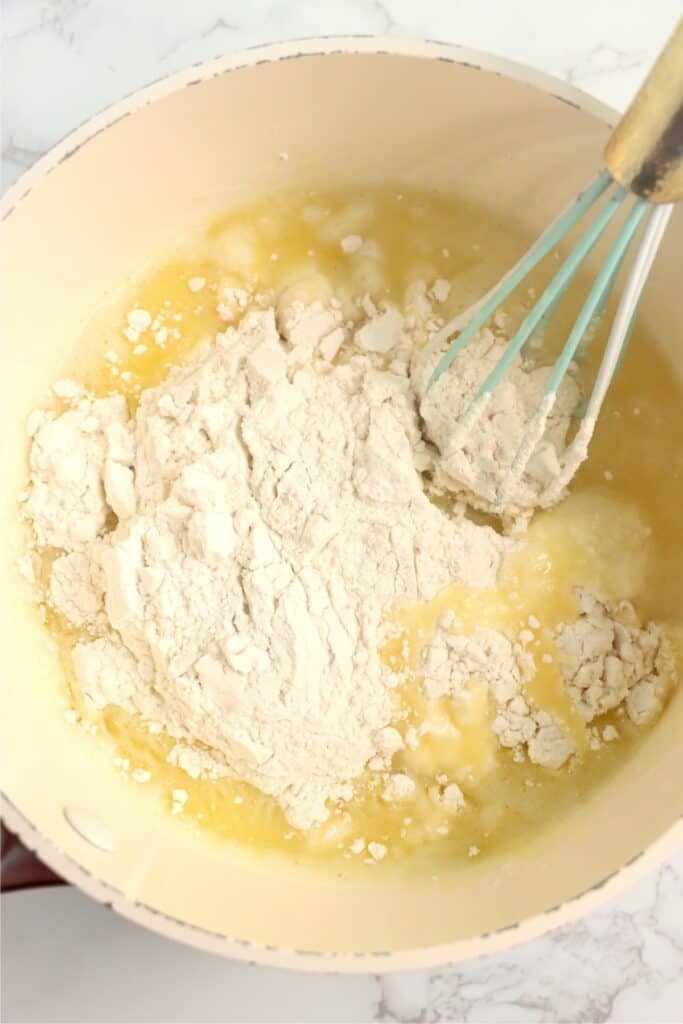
[1,39,682,970]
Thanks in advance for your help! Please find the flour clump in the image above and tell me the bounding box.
[414,327,582,529]
[556,590,675,726]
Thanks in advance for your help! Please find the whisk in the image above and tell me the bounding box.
[427,20,683,508]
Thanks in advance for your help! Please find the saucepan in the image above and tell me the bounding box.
[1,37,681,971]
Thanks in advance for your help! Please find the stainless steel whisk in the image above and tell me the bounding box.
[428,20,683,504]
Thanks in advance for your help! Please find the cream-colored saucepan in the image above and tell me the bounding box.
[1,38,681,972]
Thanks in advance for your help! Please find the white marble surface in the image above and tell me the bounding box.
[2,1,682,1021]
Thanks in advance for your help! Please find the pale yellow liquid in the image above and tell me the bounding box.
[52,187,683,870]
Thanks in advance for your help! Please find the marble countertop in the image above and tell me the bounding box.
[2,2,682,1021]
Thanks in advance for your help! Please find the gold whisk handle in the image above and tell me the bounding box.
[604,19,683,204]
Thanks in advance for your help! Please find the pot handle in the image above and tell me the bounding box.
[1,823,66,892]
[604,19,683,203]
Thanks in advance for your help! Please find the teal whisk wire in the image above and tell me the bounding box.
[421,20,682,500]
[569,239,636,416]
[473,185,629,400]
[497,197,651,506]
[572,286,639,420]
[543,198,648,397]
[426,169,614,389]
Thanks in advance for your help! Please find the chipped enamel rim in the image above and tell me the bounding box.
[2,36,682,973]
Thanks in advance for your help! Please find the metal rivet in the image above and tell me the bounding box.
[63,806,117,852]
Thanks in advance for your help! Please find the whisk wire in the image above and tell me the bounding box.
[474,184,629,401]
[426,169,614,388]
[584,203,673,423]
[500,199,649,501]
[572,236,632,365]
[502,202,673,509]
[425,20,683,511]
[544,197,648,396]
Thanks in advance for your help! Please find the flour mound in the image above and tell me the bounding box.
[414,328,582,529]
[26,303,508,830]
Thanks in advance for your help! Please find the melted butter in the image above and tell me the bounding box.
[389,490,656,763]
[51,186,683,871]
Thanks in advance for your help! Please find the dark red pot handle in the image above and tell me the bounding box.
[1,822,66,892]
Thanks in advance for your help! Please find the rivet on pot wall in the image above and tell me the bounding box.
[63,806,117,853]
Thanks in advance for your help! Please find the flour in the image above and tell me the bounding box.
[414,327,582,529]
[420,619,575,769]
[440,782,465,811]
[555,590,675,727]
[340,235,363,254]
[421,590,675,768]
[25,392,132,551]
[48,552,103,629]
[24,297,508,830]
[430,280,451,304]
[382,773,416,802]
[355,308,404,354]
[217,280,252,322]
[124,308,152,343]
